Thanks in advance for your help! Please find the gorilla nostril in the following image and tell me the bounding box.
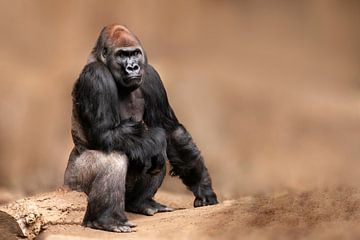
[126,64,140,74]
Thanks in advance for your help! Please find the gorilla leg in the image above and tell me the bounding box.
[64,149,135,232]
[167,126,218,207]
[125,163,174,216]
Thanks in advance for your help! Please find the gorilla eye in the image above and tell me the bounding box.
[102,47,108,58]
[117,50,126,58]
[134,49,141,56]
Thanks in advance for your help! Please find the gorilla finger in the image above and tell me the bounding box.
[206,196,219,205]
[113,225,133,233]
[194,197,206,207]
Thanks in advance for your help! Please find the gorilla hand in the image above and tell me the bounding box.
[192,183,218,207]
[146,152,166,175]
[194,193,218,207]
[127,127,167,174]
[120,118,146,137]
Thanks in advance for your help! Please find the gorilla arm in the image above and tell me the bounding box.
[142,65,218,207]
[73,62,166,167]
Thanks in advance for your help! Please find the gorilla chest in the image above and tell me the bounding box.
[118,88,145,122]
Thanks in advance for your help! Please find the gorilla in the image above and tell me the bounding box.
[64,24,218,233]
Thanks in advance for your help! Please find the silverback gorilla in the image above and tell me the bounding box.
[64,24,218,232]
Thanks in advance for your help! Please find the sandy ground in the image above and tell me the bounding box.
[37,188,360,240]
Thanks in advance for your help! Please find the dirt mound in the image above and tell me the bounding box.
[40,187,360,240]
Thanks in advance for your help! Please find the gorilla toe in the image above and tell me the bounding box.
[124,221,137,228]
[149,199,174,212]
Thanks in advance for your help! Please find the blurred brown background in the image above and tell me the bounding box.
[0,0,359,200]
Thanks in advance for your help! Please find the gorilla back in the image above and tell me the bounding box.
[64,24,218,233]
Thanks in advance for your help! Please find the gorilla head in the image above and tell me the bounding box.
[90,24,147,90]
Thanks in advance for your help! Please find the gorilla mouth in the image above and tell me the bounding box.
[128,76,142,80]
[124,76,142,86]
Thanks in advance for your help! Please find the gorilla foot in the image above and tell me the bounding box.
[126,198,174,216]
[148,198,175,213]
[84,220,136,233]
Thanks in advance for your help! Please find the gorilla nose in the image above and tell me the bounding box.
[125,64,140,75]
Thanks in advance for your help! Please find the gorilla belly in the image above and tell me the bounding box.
[118,88,145,122]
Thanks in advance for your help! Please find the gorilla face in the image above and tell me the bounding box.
[95,24,147,91]
[106,46,145,90]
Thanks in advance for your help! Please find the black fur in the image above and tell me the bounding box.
[73,62,167,165]
[64,24,217,233]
